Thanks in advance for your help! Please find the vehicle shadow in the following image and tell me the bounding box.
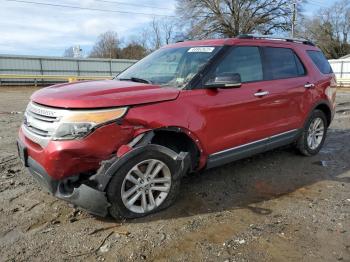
[99,128,350,223]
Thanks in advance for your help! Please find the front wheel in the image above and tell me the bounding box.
[106,149,181,219]
[296,109,328,156]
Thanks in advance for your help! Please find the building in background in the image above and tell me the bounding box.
[329,54,350,86]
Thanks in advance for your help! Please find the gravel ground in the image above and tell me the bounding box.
[0,87,349,262]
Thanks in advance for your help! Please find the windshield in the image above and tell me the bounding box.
[116,46,221,88]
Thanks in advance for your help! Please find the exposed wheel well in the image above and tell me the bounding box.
[151,129,200,171]
[315,104,332,126]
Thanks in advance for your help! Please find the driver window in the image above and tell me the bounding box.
[208,46,263,83]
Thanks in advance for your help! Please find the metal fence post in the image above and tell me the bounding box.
[77,60,80,76]
[340,61,344,79]
[110,60,113,76]
[39,58,43,86]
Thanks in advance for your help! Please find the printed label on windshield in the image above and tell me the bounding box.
[188,47,215,53]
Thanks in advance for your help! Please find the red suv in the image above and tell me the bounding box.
[17,35,337,219]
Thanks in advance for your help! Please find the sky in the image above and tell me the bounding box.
[0,0,332,57]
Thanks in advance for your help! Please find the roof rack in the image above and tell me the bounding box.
[236,34,315,46]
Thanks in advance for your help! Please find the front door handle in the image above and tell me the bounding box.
[304,83,315,88]
[254,91,270,97]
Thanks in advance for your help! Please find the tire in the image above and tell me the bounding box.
[106,149,181,219]
[296,109,328,156]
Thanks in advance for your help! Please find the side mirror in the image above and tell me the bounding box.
[204,73,242,89]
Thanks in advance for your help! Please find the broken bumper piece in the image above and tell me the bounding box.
[26,156,110,217]
[55,184,110,217]
[25,144,190,218]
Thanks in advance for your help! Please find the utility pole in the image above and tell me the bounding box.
[291,1,297,38]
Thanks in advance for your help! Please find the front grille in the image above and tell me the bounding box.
[26,125,50,137]
[27,110,57,123]
[22,102,66,147]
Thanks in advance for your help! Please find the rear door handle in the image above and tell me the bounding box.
[304,83,315,88]
[254,91,270,97]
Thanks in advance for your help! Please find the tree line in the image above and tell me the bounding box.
[63,0,350,60]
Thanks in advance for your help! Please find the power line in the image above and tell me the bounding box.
[307,0,328,8]
[308,0,326,4]
[4,0,176,17]
[94,0,173,11]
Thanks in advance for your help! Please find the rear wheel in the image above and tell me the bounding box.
[106,150,181,219]
[296,109,327,156]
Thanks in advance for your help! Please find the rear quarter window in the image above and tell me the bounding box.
[307,50,333,74]
[262,47,306,80]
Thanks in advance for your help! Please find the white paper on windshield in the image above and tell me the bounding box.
[188,47,215,53]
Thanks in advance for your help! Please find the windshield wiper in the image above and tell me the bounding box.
[118,77,152,84]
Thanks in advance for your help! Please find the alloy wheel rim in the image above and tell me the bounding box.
[121,159,171,213]
[307,117,325,150]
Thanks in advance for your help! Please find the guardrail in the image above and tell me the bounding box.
[0,74,113,86]
[0,54,136,86]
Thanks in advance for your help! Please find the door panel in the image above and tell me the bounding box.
[259,46,312,134]
[182,83,282,155]
[188,46,275,154]
[259,76,309,134]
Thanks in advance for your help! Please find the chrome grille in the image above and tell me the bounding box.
[26,125,50,137]
[26,110,57,123]
[22,102,66,147]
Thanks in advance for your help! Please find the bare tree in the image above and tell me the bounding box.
[63,46,75,57]
[299,0,350,59]
[132,30,149,50]
[324,0,350,45]
[162,19,175,45]
[146,18,177,50]
[150,18,162,50]
[89,31,122,59]
[176,0,295,39]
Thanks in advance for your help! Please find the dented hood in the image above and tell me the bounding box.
[31,80,180,109]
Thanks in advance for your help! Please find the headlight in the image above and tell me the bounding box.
[52,107,128,140]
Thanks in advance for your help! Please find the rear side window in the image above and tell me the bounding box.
[263,47,306,80]
[208,46,263,83]
[307,50,333,74]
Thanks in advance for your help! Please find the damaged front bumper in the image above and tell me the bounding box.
[23,144,190,217]
[26,155,110,217]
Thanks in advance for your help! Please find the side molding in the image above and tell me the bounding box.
[206,129,300,169]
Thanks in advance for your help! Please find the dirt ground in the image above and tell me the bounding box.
[0,87,349,262]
